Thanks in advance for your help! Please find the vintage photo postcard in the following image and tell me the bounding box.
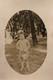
[0,0,53,80]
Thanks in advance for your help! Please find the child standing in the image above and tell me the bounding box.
[16,30,30,71]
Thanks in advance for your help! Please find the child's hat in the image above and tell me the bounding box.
[18,30,24,34]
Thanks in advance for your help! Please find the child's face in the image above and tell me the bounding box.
[19,33,25,40]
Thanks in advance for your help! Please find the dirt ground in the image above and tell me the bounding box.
[5,36,47,75]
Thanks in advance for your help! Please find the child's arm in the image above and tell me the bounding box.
[16,41,23,51]
[16,41,19,49]
[24,40,30,52]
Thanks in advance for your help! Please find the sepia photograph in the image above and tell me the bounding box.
[0,0,53,80]
[5,10,47,75]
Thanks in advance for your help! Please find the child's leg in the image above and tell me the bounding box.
[25,51,30,71]
[18,51,24,71]
[18,50,21,62]
[20,60,24,71]
[26,59,30,70]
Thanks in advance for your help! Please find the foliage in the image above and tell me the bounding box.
[6,10,47,46]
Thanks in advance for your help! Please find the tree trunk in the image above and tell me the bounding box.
[29,11,38,46]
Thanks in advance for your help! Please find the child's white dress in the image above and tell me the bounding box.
[16,39,30,61]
